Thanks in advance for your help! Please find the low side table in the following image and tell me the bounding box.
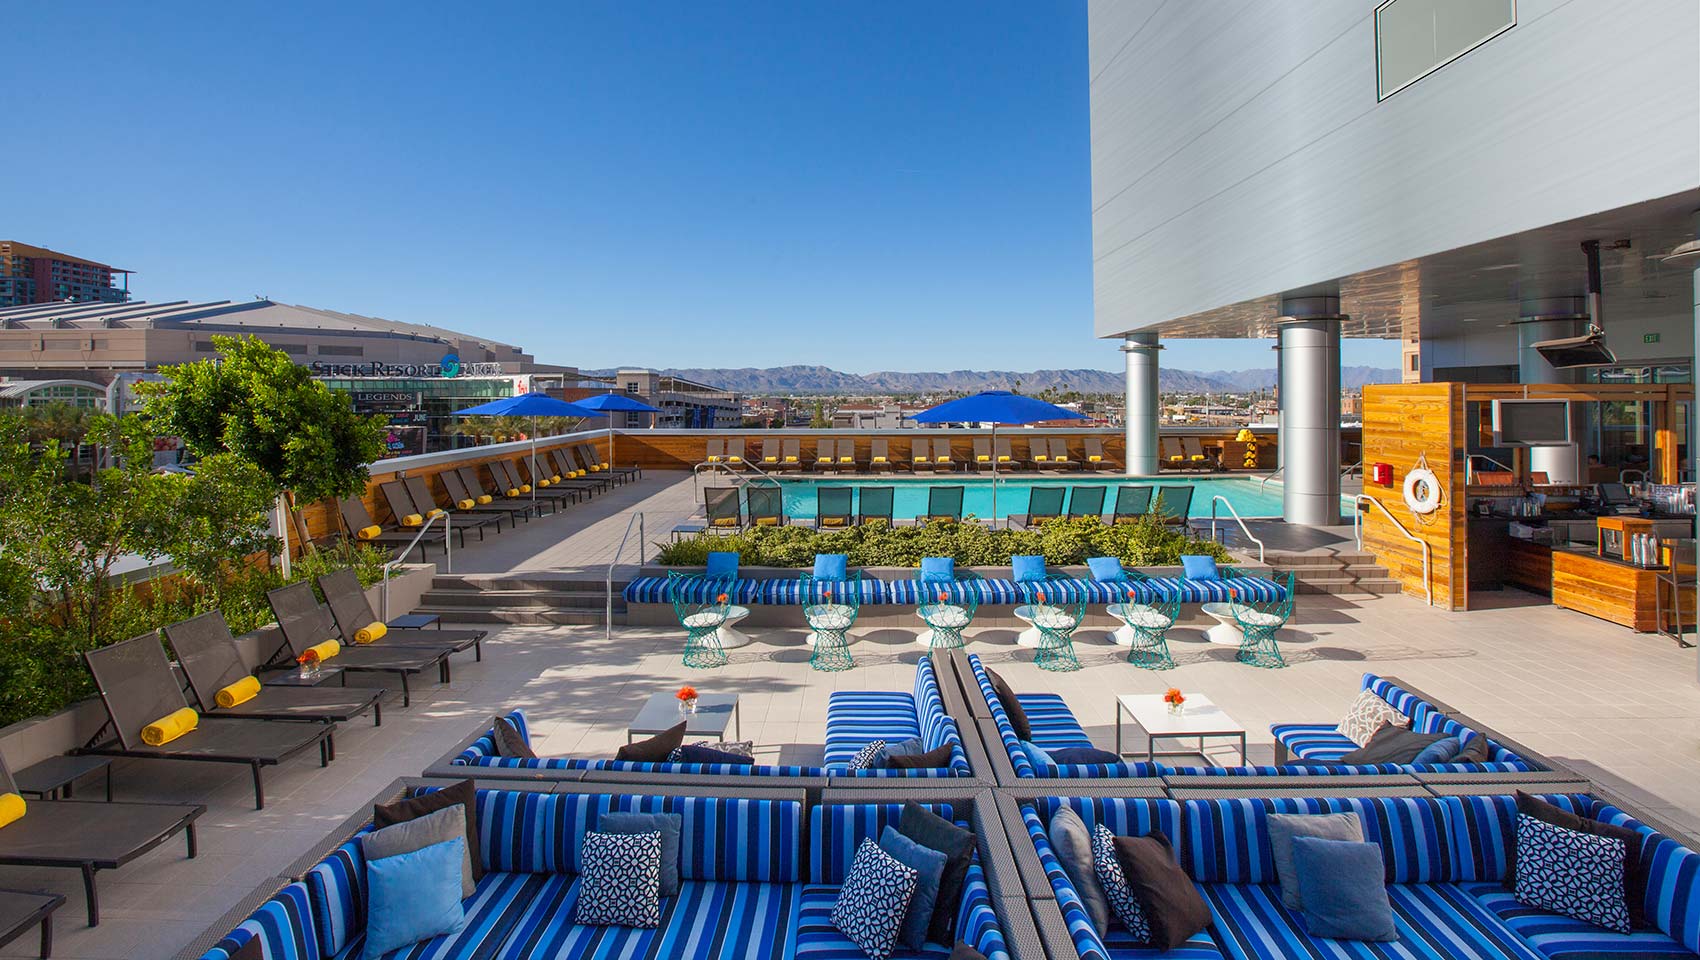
[715,605,753,649]
[0,889,63,960]
[387,613,440,631]
[1197,602,1245,646]
[627,692,741,744]
[1116,693,1246,766]
[12,756,112,802]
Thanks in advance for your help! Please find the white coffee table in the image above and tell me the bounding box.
[1198,602,1244,646]
[715,604,753,649]
[1115,693,1247,766]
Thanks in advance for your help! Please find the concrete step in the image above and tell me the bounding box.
[1295,579,1403,595]
[421,587,611,609]
[432,575,611,591]
[413,605,621,625]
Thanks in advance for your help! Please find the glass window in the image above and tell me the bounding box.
[1376,0,1515,100]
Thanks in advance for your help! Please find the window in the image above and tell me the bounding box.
[273,343,307,354]
[194,340,218,352]
[317,344,364,356]
[1376,0,1514,100]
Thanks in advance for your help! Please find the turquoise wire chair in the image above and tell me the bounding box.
[668,570,734,669]
[1022,576,1085,672]
[915,575,978,649]
[1228,570,1296,669]
[1113,573,1179,670]
[800,571,861,672]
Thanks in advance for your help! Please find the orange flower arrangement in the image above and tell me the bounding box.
[1162,688,1185,707]
[296,649,320,666]
[676,685,698,702]
[1034,590,1047,604]
[715,592,729,604]
[937,590,949,603]
[822,588,833,601]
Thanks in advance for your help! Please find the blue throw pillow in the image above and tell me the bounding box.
[1018,740,1051,772]
[920,557,955,582]
[878,826,948,951]
[1291,836,1398,941]
[813,553,848,580]
[1047,747,1122,766]
[1180,555,1219,580]
[704,551,739,579]
[1011,555,1047,582]
[1412,737,1462,765]
[882,737,927,759]
[1086,557,1126,581]
[597,811,684,897]
[362,837,468,960]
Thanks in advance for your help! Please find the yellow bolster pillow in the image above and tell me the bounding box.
[935,456,950,463]
[354,621,388,644]
[997,455,1010,462]
[401,513,423,527]
[426,508,445,519]
[821,517,846,527]
[356,525,382,540]
[712,517,739,527]
[573,470,586,477]
[872,456,886,463]
[457,499,476,510]
[784,456,798,462]
[764,457,778,463]
[518,484,531,493]
[599,462,610,469]
[707,456,721,462]
[141,707,199,746]
[754,517,779,526]
[305,639,341,662]
[477,495,493,505]
[839,457,853,463]
[1035,455,1048,461]
[0,793,24,829]
[1088,455,1102,462]
[977,455,991,462]
[550,475,561,482]
[214,676,261,708]
[506,488,520,497]
[537,479,550,487]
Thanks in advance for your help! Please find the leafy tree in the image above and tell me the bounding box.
[146,453,279,606]
[810,401,829,428]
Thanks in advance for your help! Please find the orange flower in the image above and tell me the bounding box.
[1126,587,1137,599]
[1035,590,1047,604]
[677,685,698,702]
[296,650,319,665]
[716,592,729,603]
[937,591,949,603]
[1162,688,1185,705]
[822,588,833,600]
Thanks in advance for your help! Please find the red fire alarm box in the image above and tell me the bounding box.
[1370,462,1394,486]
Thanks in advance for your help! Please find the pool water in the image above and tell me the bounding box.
[773,476,1307,521]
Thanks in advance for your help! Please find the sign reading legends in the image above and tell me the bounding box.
[309,353,506,378]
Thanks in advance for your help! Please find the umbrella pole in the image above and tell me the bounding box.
[530,415,538,506]
[991,424,999,528]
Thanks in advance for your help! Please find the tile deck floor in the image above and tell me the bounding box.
[10,471,1700,958]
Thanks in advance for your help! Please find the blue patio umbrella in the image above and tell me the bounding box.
[573,392,663,469]
[911,390,1086,524]
[455,393,599,503]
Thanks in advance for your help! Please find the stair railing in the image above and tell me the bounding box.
[605,511,645,641]
[692,459,781,503]
[381,512,452,621]
[1258,466,1284,493]
[1352,494,1431,606]
[1207,495,1266,565]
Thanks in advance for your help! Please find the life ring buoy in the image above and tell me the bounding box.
[1403,467,1442,514]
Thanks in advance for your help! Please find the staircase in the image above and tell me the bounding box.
[1260,548,1403,597]
[415,575,627,625]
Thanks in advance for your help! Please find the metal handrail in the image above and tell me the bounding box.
[692,458,782,502]
[606,511,645,641]
[1352,494,1431,606]
[381,512,451,620]
[1342,460,1363,479]
[1258,466,1284,493]
[1207,495,1266,564]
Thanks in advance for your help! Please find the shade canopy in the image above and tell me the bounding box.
[454,393,598,418]
[573,392,661,414]
[910,390,1086,425]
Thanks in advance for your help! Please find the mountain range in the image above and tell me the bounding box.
[584,365,1399,395]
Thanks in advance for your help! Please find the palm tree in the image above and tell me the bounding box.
[24,403,93,480]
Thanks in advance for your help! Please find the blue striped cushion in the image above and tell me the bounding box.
[1461,880,1691,959]
[1440,794,1594,883]
[1585,802,1700,953]
[796,864,1010,960]
[1271,674,1533,770]
[304,841,363,958]
[824,692,919,764]
[624,573,1288,606]
[808,803,953,885]
[1169,760,1535,777]
[494,876,797,959]
[965,654,1160,779]
[1179,797,1452,885]
[198,882,320,960]
[343,871,562,960]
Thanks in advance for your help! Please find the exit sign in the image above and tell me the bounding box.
[1645,333,1660,344]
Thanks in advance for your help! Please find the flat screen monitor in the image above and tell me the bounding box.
[1599,482,1632,505]
[1492,399,1571,446]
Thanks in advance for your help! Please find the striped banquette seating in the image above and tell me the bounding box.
[965,653,1162,779]
[196,788,1011,960]
[1023,791,1700,960]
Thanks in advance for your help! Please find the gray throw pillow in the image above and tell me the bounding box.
[598,811,683,897]
[360,805,474,897]
[882,737,928,759]
[1267,812,1363,909]
[1049,807,1110,935]
[1339,723,1447,765]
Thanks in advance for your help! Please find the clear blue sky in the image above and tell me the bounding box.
[8,1,1395,375]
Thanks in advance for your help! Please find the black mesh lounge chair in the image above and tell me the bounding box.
[337,497,446,561]
[1084,437,1117,471]
[526,453,595,501]
[723,439,746,467]
[1067,485,1107,519]
[703,486,742,531]
[933,438,957,472]
[575,442,638,483]
[780,438,803,471]
[869,438,895,473]
[918,485,964,524]
[552,449,612,492]
[746,486,785,527]
[811,439,836,473]
[816,487,853,528]
[704,438,726,464]
[265,582,451,708]
[0,754,200,926]
[1027,439,1054,471]
[316,568,485,662]
[971,437,994,473]
[1111,485,1154,523]
[82,635,335,810]
[909,437,933,473]
[1161,436,1188,470]
[857,486,894,525]
[1049,438,1081,471]
[1011,487,1065,529]
[378,481,480,545]
[403,476,507,535]
[163,611,383,727]
[836,438,859,473]
[1181,436,1217,471]
[759,438,783,469]
[441,469,538,524]
[1153,485,1195,526]
[995,437,1024,470]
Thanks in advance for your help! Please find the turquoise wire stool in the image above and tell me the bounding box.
[1024,577,1084,672]
[669,571,733,669]
[1112,575,1179,670]
[1228,569,1296,669]
[800,571,860,672]
[915,577,978,650]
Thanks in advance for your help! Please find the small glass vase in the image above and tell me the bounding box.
[298,660,321,681]
[679,697,698,716]
[1166,701,1184,717]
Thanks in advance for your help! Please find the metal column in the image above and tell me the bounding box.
[1277,297,1342,526]
[1122,333,1160,475]
[1516,297,1588,483]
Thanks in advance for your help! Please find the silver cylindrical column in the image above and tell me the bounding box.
[1517,298,1587,483]
[1277,298,1342,526]
[1122,333,1160,475]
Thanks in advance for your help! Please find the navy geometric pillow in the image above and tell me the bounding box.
[849,740,888,771]
[1514,814,1631,934]
[831,838,919,960]
[574,831,662,928]
[1092,824,1150,941]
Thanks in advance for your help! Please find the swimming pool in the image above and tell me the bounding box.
[769,476,1317,521]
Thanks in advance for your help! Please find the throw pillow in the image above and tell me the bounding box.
[1453,732,1493,764]
[574,831,662,928]
[373,779,483,882]
[1338,722,1447,765]
[947,942,988,960]
[1180,555,1219,580]
[1047,747,1122,766]
[229,934,263,960]
[1091,825,1150,940]
[898,802,976,945]
[673,739,755,760]
[1412,737,1462,765]
[887,744,955,770]
[491,716,535,759]
[919,557,955,582]
[361,837,468,960]
[1049,808,1110,935]
[359,805,474,898]
[982,667,1032,741]
[598,811,683,897]
[1513,814,1632,934]
[1338,689,1407,747]
[675,744,755,765]
[704,551,739,579]
[1017,740,1052,773]
[1506,792,1645,928]
[879,826,948,951]
[881,738,927,759]
[1291,836,1398,941]
[1086,556,1126,581]
[813,553,849,580]
[1267,812,1364,909]
[849,740,888,771]
[1011,555,1047,582]
[1111,830,1212,951]
[615,721,686,763]
[831,838,919,960]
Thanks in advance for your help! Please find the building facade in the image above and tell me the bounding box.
[0,242,130,307]
[568,369,739,429]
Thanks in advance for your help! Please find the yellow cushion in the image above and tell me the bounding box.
[1035,455,1048,461]
[820,517,846,527]
[784,456,798,462]
[141,707,199,746]
[356,524,382,540]
[214,676,261,708]
[519,484,532,493]
[838,456,853,463]
[477,495,493,505]
[537,479,551,487]
[997,455,1011,462]
[0,793,24,829]
[912,455,926,461]
[426,508,445,519]
[506,488,520,497]
[354,621,388,644]
[977,455,991,461]
[935,455,950,463]
[400,513,424,527]
[550,475,562,482]
[457,499,476,510]
[1088,455,1102,462]
[872,456,886,463]
[928,515,956,523]
[754,517,779,526]
[305,639,341,662]
[573,470,587,477]
[764,457,779,463]
[707,455,722,462]
[818,457,833,463]
[712,517,739,527]
[727,457,743,463]
[1190,455,1205,461]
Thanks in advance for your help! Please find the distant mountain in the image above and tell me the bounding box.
[582,365,1398,395]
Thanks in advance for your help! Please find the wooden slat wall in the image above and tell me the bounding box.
[1361,383,1467,609]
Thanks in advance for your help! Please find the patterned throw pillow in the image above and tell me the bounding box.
[1514,815,1632,934]
[832,838,920,960]
[1091,825,1151,941]
[574,831,662,929]
[667,740,756,762]
[1338,689,1406,747]
[849,740,888,771]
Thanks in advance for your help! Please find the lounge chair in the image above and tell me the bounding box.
[723,438,746,467]
[1066,485,1107,519]
[573,442,638,483]
[1028,439,1054,471]
[441,468,538,524]
[317,568,485,662]
[812,439,836,472]
[82,635,335,810]
[995,436,1023,470]
[487,459,578,508]
[378,481,485,544]
[909,437,933,473]
[402,476,508,534]
[1084,436,1117,471]
[746,486,785,526]
[459,465,568,514]
[163,611,383,727]
[0,754,200,926]
[836,438,859,472]
[704,438,726,464]
[918,485,964,524]
[780,438,803,471]
[933,438,957,472]
[703,486,742,530]
[869,438,895,473]
[971,437,995,472]
[265,582,452,708]
[1180,436,1216,471]
[337,497,448,560]
[1153,484,1194,526]
[1011,486,1065,528]
[1110,485,1154,523]
[1160,436,1188,470]
[857,486,894,525]
[759,438,783,469]
[1049,438,1081,471]
[815,486,853,528]
[553,448,612,492]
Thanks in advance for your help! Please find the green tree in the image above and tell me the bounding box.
[147,453,279,606]
[810,401,829,428]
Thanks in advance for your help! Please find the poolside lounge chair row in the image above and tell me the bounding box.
[697,483,1195,531]
[709,436,1128,473]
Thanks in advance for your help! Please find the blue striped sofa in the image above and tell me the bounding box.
[625,571,1288,607]
[454,710,826,777]
[823,657,974,777]
[1024,792,1700,960]
[196,789,1011,960]
[965,653,1162,779]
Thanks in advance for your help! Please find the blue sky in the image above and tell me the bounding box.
[7,2,1395,375]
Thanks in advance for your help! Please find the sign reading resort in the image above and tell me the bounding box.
[308,352,507,378]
